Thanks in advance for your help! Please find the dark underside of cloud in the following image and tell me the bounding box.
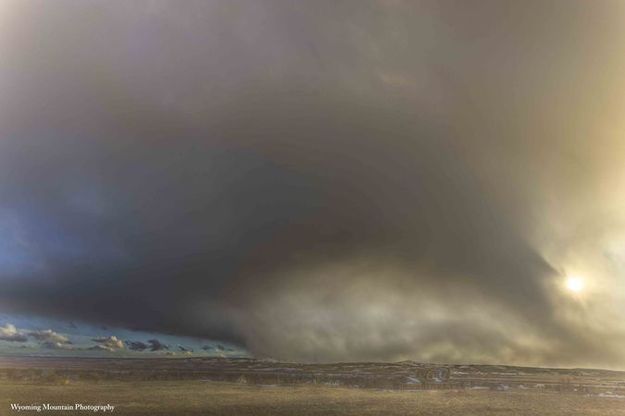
[0,334,28,343]
[126,341,148,352]
[1,0,625,368]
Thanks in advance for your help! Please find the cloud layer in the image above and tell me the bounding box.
[1,0,625,368]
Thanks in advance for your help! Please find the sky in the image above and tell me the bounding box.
[1,0,625,369]
[0,313,243,357]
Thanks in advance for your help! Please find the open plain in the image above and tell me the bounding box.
[1,357,624,415]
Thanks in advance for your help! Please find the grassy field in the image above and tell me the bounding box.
[1,380,625,416]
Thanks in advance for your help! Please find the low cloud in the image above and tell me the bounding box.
[126,341,148,351]
[88,344,113,352]
[42,341,74,350]
[91,336,124,351]
[28,329,70,345]
[0,323,28,342]
[147,339,168,352]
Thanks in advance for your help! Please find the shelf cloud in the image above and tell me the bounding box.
[1,0,625,368]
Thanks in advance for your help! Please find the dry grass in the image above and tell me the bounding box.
[1,380,625,416]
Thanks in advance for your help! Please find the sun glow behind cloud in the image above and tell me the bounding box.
[565,276,584,294]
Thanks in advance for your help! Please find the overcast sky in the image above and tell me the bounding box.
[1,0,625,369]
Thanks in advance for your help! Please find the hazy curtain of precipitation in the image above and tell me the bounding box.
[1,0,625,368]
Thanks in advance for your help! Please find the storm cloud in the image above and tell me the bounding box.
[147,339,169,352]
[1,1,625,368]
[126,341,148,352]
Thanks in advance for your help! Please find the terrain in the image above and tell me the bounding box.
[1,357,624,415]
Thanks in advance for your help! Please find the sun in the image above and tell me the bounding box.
[565,276,584,294]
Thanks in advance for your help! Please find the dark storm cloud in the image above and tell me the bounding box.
[147,339,169,352]
[0,334,28,343]
[1,0,625,368]
[126,341,148,352]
